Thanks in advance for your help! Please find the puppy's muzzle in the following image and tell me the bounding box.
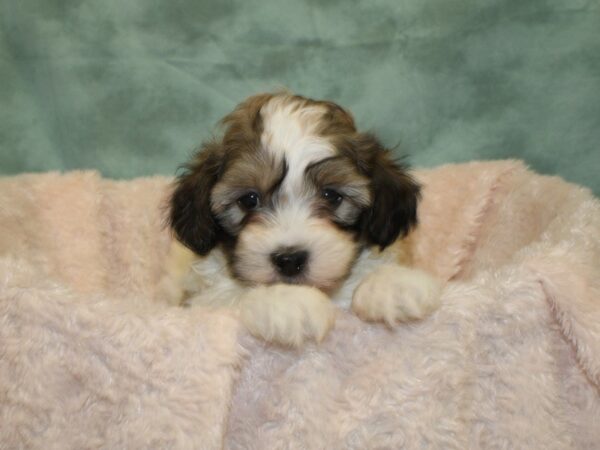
[270,248,309,277]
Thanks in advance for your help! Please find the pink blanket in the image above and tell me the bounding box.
[1,161,599,449]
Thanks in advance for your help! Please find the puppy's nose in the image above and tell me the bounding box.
[270,249,309,277]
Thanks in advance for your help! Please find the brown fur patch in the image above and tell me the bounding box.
[211,151,286,213]
[305,156,371,207]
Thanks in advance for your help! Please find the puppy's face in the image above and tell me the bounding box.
[169,93,420,292]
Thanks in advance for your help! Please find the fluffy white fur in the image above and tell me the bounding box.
[352,264,443,325]
[260,96,335,193]
[239,284,336,347]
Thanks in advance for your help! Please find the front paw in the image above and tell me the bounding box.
[352,265,442,326]
[239,284,336,347]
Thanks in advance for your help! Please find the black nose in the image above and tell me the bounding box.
[270,249,309,277]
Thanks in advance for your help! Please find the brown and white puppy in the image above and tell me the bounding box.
[165,92,441,346]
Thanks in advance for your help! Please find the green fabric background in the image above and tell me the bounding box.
[1,0,599,194]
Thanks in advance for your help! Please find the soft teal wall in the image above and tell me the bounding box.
[1,0,599,195]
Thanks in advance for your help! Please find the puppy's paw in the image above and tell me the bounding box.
[239,284,336,347]
[352,265,442,326]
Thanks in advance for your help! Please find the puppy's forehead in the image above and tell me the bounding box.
[259,96,336,188]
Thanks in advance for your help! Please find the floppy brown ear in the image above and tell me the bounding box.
[358,135,421,249]
[168,142,225,255]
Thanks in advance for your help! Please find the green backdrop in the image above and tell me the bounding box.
[1,0,599,195]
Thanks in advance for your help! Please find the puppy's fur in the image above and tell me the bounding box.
[164,92,441,346]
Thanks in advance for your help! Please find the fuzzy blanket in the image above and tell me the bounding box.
[1,161,599,449]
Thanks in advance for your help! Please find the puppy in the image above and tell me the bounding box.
[164,92,441,346]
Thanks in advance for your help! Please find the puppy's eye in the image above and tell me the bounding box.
[237,192,260,210]
[321,188,343,207]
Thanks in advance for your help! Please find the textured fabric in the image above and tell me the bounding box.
[1,161,599,449]
[1,1,599,195]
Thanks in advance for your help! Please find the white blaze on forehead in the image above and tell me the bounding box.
[260,96,335,193]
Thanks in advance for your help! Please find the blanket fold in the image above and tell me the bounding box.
[1,161,599,449]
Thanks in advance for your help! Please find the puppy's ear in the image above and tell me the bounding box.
[169,142,225,255]
[358,134,421,249]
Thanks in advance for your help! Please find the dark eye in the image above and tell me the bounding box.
[321,188,343,207]
[237,191,260,210]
